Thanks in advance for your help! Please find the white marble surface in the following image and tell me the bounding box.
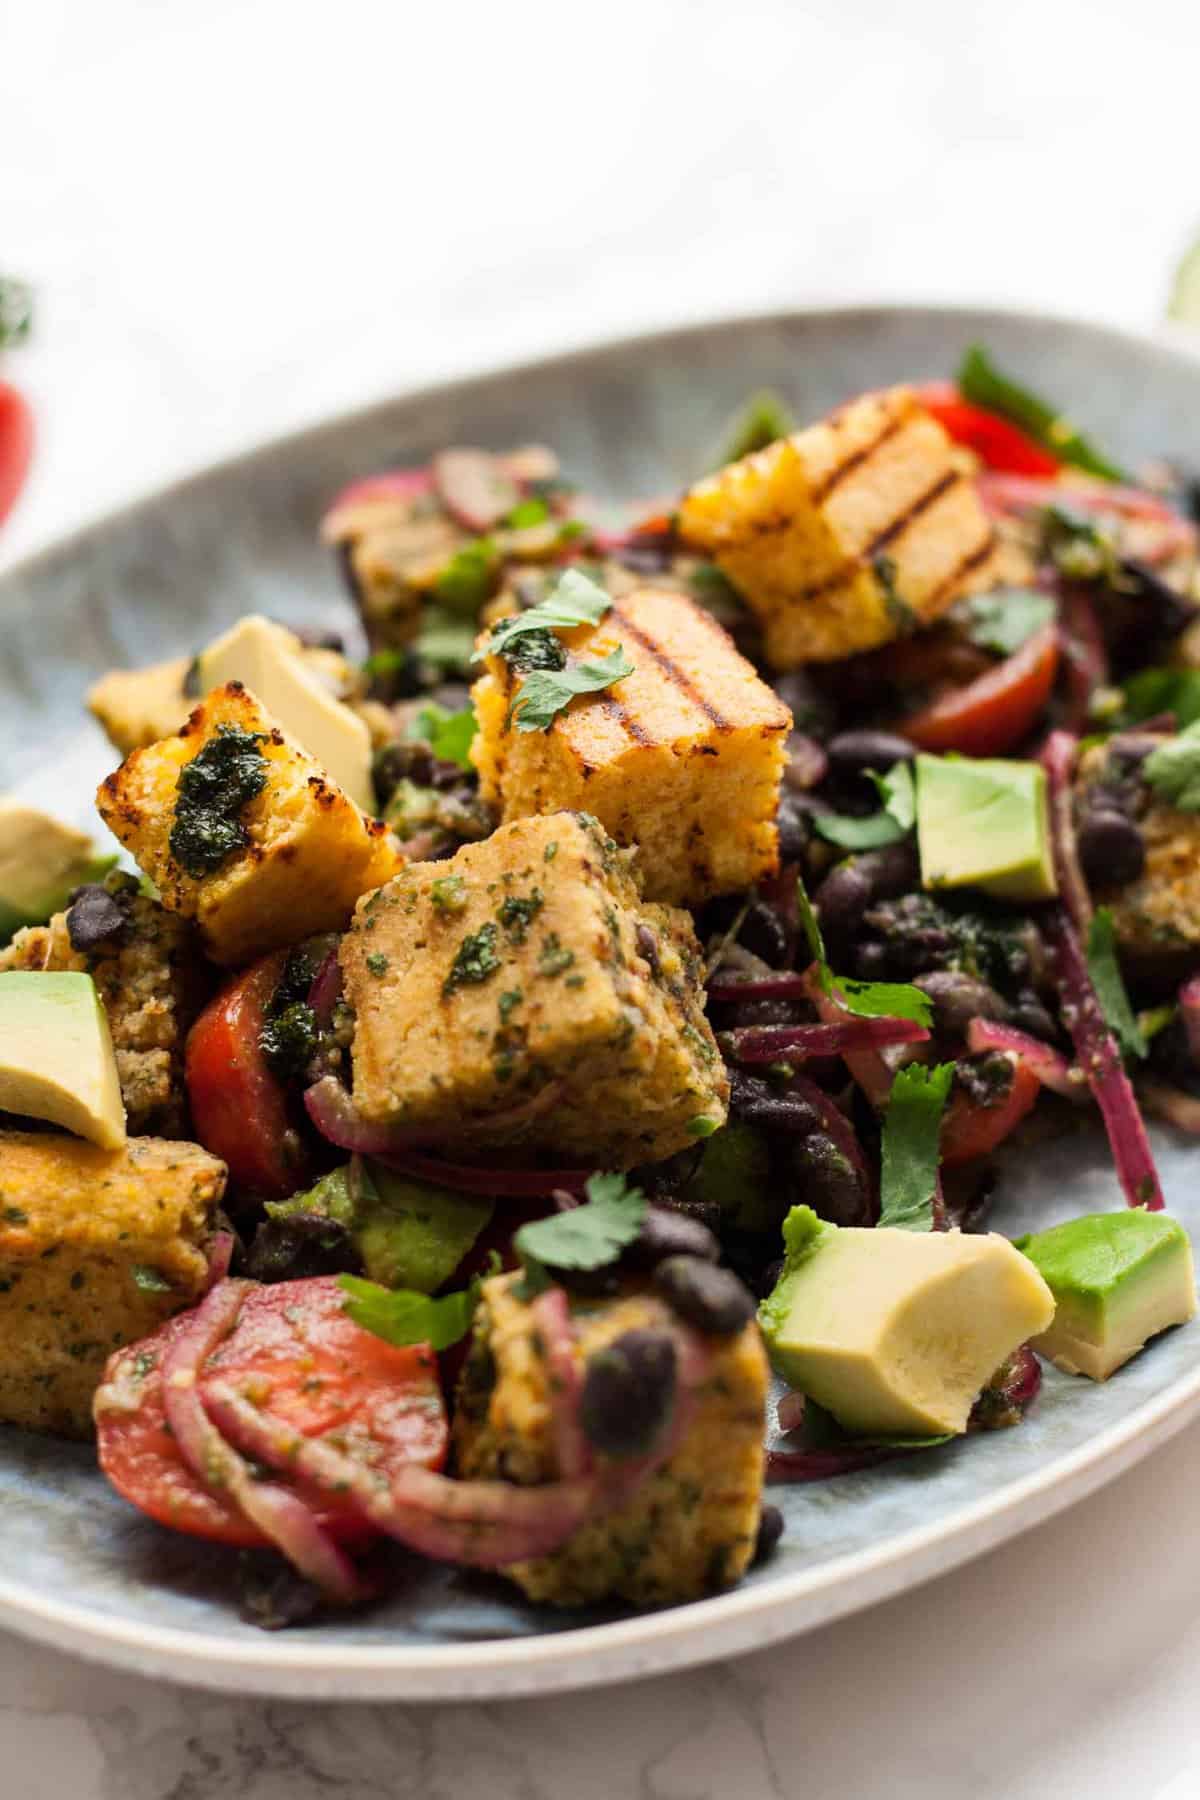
[5,0,1200,1791]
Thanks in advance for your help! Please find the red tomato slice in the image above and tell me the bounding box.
[900,625,1060,757]
[185,952,309,1200]
[917,384,1060,477]
[96,1276,448,1546]
[0,383,33,526]
[940,1059,1042,1167]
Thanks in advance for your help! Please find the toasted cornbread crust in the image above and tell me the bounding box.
[0,1130,225,1437]
[454,1271,768,1606]
[678,386,1020,667]
[96,682,402,966]
[472,588,790,904]
[0,898,208,1135]
[1077,741,1200,962]
[341,812,728,1166]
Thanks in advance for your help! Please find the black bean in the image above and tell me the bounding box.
[755,1257,784,1300]
[789,1131,873,1227]
[826,730,916,779]
[772,670,836,738]
[914,970,1011,1039]
[720,996,799,1032]
[728,1071,820,1137]
[1077,807,1146,888]
[288,624,347,654]
[752,1503,785,1566]
[65,884,128,952]
[653,1256,756,1336]
[627,1204,720,1269]
[1009,991,1057,1043]
[813,859,873,941]
[580,1329,678,1457]
[782,732,829,792]
[738,899,791,968]
[776,791,812,862]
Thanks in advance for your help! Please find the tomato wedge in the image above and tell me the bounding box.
[899,625,1060,757]
[917,383,1060,477]
[96,1276,448,1547]
[185,952,308,1200]
[0,382,33,526]
[940,1059,1042,1167]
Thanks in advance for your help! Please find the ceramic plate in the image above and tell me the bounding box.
[2,306,1200,1700]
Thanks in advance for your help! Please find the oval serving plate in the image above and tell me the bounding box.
[2,305,1200,1700]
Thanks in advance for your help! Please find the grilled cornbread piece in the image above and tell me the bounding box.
[472,588,791,904]
[88,634,360,757]
[96,682,401,967]
[678,386,1019,667]
[0,1129,225,1437]
[1076,736,1200,967]
[454,1272,768,1606]
[0,885,208,1136]
[341,811,727,1166]
[323,484,468,650]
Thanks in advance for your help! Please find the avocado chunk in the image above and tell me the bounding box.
[683,1121,776,1233]
[1014,1209,1196,1380]
[916,754,1057,902]
[198,614,374,812]
[0,971,126,1148]
[269,1158,492,1292]
[758,1204,1055,1435]
[0,799,116,942]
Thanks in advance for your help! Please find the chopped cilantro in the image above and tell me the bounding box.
[537,933,575,976]
[508,646,635,733]
[878,1062,955,1231]
[131,1265,173,1294]
[411,702,478,770]
[962,589,1056,657]
[1121,668,1200,731]
[501,628,568,674]
[873,554,918,635]
[431,874,469,915]
[497,889,543,942]
[168,725,268,877]
[1144,721,1200,811]
[1086,907,1147,1059]
[686,1115,721,1138]
[796,873,933,1027]
[259,999,319,1076]
[498,988,523,1022]
[365,952,390,978]
[436,538,499,613]
[504,497,551,529]
[710,388,795,468]
[514,1172,647,1297]
[340,1269,488,1352]
[543,841,558,862]
[814,763,915,852]
[414,606,478,673]
[475,567,612,665]
[443,922,502,995]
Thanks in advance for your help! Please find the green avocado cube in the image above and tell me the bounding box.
[269,1160,492,1293]
[916,755,1057,902]
[1014,1209,1196,1380]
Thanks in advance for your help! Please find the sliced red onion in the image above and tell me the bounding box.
[966,1019,1084,1101]
[775,1390,807,1434]
[801,969,908,1108]
[307,948,343,1030]
[707,970,811,1003]
[1140,1077,1200,1135]
[1040,730,1093,936]
[304,1076,432,1156]
[978,472,1183,526]
[530,1288,590,1481]
[203,1230,235,1292]
[719,1016,928,1066]
[1057,591,1108,733]
[1178,974,1200,1069]
[996,1344,1042,1413]
[375,1151,592,1200]
[767,1443,909,1483]
[1046,908,1163,1209]
[323,467,433,518]
[163,1281,366,1604]
[432,448,520,533]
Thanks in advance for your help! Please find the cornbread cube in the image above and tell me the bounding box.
[322,481,471,649]
[341,811,728,1167]
[454,1271,768,1606]
[1076,737,1200,966]
[678,386,1021,667]
[0,884,209,1135]
[96,681,402,966]
[471,587,791,905]
[0,1129,225,1437]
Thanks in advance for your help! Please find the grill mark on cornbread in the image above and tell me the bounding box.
[796,468,965,603]
[600,694,654,745]
[809,409,905,505]
[925,528,999,606]
[610,604,730,731]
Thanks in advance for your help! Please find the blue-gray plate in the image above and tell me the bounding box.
[2,306,1199,1699]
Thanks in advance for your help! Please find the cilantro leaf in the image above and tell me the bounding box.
[0,278,32,349]
[436,539,499,613]
[795,873,933,1027]
[340,1270,487,1351]
[957,344,1128,482]
[513,1172,647,1296]
[711,388,796,469]
[509,646,635,733]
[476,568,612,665]
[1121,668,1200,732]
[814,763,915,852]
[504,497,551,529]
[1144,721,1200,812]
[878,1062,954,1231]
[963,589,1056,658]
[1086,907,1147,1059]
[411,701,478,770]
[414,606,478,673]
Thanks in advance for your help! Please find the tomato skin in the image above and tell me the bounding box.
[900,625,1060,757]
[0,383,33,525]
[940,1060,1042,1167]
[185,952,308,1201]
[97,1277,448,1547]
[917,384,1060,477]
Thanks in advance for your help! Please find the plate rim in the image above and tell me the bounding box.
[3,299,1200,1698]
